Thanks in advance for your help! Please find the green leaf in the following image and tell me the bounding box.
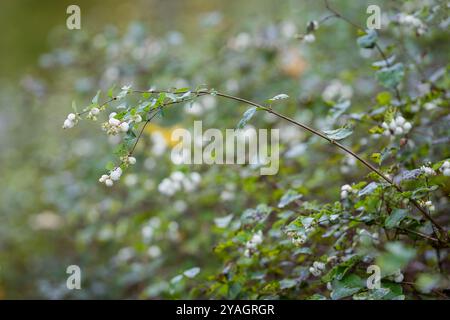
[371,153,381,165]
[278,189,303,208]
[376,91,392,105]
[174,87,190,93]
[415,273,440,294]
[156,92,166,106]
[385,209,408,229]
[322,255,360,283]
[71,100,78,113]
[357,30,378,49]
[214,214,233,228]
[329,100,351,120]
[358,182,379,197]
[105,161,114,171]
[372,55,396,68]
[382,282,404,300]
[279,279,298,290]
[237,107,257,129]
[183,267,200,278]
[353,288,390,300]
[241,204,272,225]
[323,127,353,141]
[108,85,116,98]
[331,274,364,300]
[269,94,289,102]
[91,90,101,104]
[307,294,327,300]
[376,63,404,89]
[376,242,416,276]
[113,143,129,157]
[170,274,184,284]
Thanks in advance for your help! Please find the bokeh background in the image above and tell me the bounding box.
[0,0,448,299]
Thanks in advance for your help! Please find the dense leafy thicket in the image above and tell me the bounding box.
[0,0,448,299]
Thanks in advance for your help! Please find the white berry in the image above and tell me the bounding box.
[403,122,412,132]
[109,118,121,126]
[119,122,130,132]
[99,174,109,183]
[63,119,74,129]
[110,167,123,181]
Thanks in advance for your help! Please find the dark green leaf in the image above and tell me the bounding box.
[376,63,404,89]
[278,190,303,208]
[385,209,408,229]
[237,107,257,129]
[323,127,353,140]
[357,30,378,49]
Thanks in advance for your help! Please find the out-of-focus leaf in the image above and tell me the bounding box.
[183,267,200,278]
[385,209,408,229]
[322,255,361,282]
[214,214,233,228]
[357,30,378,48]
[358,182,379,197]
[269,94,289,101]
[278,190,302,208]
[376,242,416,275]
[279,279,298,289]
[331,274,364,300]
[376,63,404,89]
[237,107,257,129]
[329,100,351,120]
[323,127,353,140]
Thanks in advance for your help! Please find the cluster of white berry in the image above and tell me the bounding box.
[86,107,100,120]
[420,165,436,177]
[157,171,201,196]
[62,113,78,129]
[102,112,130,135]
[340,184,356,199]
[440,161,450,176]
[286,230,307,246]
[397,13,427,35]
[98,167,123,187]
[120,155,137,166]
[244,230,263,257]
[391,269,404,283]
[98,155,137,187]
[381,116,412,137]
[309,261,326,277]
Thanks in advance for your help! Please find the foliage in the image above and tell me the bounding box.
[0,0,449,300]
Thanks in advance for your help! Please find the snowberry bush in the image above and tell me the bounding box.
[2,0,448,299]
[59,0,449,300]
